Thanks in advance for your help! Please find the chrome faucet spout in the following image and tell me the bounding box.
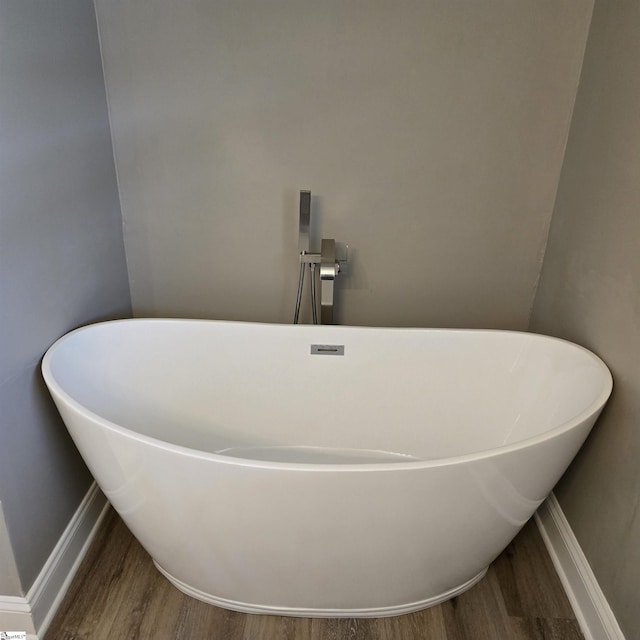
[320,238,337,325]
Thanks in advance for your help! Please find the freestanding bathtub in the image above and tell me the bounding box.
[42,319,612,618]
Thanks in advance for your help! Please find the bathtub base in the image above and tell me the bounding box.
[154,561,488,618]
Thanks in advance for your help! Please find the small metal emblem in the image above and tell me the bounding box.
[310,344,344,356]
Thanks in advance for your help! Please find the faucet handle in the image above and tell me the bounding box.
[336,243,349,275]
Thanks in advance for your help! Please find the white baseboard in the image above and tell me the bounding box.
[0,596,36,637]
[0,482,109,639]
[535,492,625,640]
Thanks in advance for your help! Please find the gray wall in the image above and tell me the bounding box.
[0,0,131,591]
[95,0,592,329]
[529,2,640,637]
[0,504,21,597]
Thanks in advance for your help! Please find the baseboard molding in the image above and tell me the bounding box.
[0,482,108,639]
[535,493,625,640]
[0,596,36,637]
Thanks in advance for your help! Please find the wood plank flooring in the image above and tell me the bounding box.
[46,509,583,639]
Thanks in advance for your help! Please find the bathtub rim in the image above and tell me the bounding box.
[41,318,613,473]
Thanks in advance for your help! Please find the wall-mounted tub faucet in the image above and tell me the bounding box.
[293,191,347,325]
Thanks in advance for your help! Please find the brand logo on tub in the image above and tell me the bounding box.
[310,344,344,355]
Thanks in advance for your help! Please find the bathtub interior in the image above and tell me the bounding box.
[44,320,611,462]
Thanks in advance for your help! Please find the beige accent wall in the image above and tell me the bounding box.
[529,2,640,637]
[95,0,592,328]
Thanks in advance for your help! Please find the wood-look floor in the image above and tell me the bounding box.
[46,508,583,639]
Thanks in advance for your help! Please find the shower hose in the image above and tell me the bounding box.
[293,261,318,324]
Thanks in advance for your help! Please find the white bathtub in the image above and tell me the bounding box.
[42,319,612,618]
